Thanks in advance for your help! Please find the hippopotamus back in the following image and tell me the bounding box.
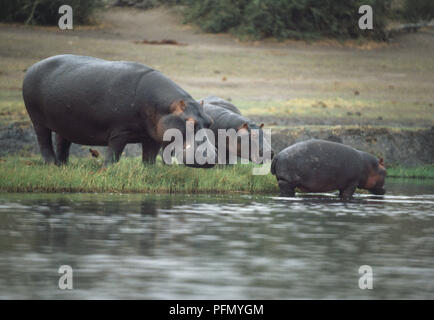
[200,96,242,115]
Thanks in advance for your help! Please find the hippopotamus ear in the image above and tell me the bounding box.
[379,158,384,166]
[259,123,264,129]
[238,123,249,131]
[170,100,186,114]
[200,100,204,106]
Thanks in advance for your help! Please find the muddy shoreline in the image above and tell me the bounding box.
[1,120,432,167]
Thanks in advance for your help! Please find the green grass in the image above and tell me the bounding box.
[233,98,433,124]
[0,156,278,194]
[387,165,434,179]
[0,156,432,194]
[0,90,28,126]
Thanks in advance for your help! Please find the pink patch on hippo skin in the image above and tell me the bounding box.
[365,170,381,189]
[364,158,387,189]
[186,118,197,125]
[170,100,186,114]
[378,158,386,171]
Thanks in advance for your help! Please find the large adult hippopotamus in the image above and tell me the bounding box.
[200,96,274,164]
[271,139,386,199]
[23,55,216,167]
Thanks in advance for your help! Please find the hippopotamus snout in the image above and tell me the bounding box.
[369,184,386,195]
[370,187,386,195]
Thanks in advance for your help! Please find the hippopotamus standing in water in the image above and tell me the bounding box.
[23,55,217,167]
[271,139,386,199]
[200,96,274,164]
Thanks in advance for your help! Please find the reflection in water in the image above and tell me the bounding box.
[0,179,433,299]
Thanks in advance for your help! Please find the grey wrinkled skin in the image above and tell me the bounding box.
[23,55,216,167]
[201,96,242,115]
[200,96,274,164]
[271,139,386,199]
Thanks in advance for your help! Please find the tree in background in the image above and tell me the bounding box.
[1,0,433,40]
[402,0,434,22]
[182,0,393,40]
[0,0,104,25]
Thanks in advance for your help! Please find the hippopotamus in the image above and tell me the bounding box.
[201,96,242,115]
[200,96,274,164]
[22,54,216,167]
[271,139,386,199]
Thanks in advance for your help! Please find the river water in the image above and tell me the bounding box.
[0,178,433,299]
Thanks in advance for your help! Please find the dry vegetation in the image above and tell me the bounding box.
[0,7,433,129]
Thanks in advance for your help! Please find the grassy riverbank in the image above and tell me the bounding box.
[0,157,278,194]
[387,165,434,179]
[0,157,432,194]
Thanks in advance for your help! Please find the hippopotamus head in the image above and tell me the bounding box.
[158,98,217,168]
[236,122,275,164]
[362,157,387,195]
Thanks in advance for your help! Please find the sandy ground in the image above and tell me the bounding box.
[0,6,433,129]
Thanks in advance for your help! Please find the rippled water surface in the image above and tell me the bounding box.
[0,178,433,299]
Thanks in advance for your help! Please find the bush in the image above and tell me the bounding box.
[113,0,182,10]
[0,0,104,25]
[402,0,434,22]
[182,0,392,40]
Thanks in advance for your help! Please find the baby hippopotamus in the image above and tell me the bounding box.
[271,139,386,199]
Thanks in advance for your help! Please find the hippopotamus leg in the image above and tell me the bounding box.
[55,134,72,165]
[277,179,296,197]
[339,182,358,200]
[104,135,128,165]
[142,139,161,164]
[34,124,57,164]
